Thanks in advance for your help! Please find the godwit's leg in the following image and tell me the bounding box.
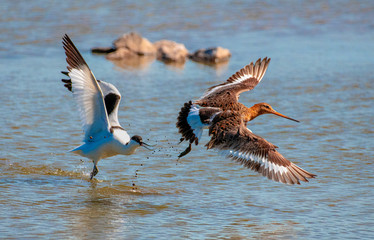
[178,143,192,158]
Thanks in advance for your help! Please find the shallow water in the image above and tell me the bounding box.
[0,0,373,239]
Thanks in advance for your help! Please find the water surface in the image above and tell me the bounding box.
[0,0,373,239]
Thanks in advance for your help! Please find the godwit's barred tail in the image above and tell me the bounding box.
[61,34,150,179]
[176,57,316,185]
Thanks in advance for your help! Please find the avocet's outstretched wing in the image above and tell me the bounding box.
[61,73,122,128]
[206,111,316,185]
[197,58,271,108]
[96,81,122,127]
[62,34,111,142]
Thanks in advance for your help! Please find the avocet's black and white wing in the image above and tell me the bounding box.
[62,34,111,142]
[62,73,122,128]
[96,81,122,127]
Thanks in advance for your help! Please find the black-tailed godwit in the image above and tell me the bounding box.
[177,57,316,184]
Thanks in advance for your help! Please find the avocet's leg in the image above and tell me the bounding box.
[90,164,99,180]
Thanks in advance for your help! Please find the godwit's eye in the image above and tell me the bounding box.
[265,105,270,109]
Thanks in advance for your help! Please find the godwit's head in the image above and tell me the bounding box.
[130,135,153,150]
[254,103,299,122]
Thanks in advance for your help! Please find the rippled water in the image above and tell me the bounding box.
[1,0,373,239]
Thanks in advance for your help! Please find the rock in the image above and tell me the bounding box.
[106,48,137,60]
[189,47,231,63]
[91,47,116,54]
[153,40,189,63]
[113,32,156,56]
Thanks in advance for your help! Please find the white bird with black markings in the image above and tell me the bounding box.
[61,34,151,180]
[177,58,316,185]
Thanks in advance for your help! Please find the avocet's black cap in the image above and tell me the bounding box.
[131,135,143,144]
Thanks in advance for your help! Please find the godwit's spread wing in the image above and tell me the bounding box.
[197,57,271,108]
[62,34,111,142]
[61,72,122,127]
[206,112,316,184]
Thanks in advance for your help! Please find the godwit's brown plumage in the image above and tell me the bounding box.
[176,57,316,185]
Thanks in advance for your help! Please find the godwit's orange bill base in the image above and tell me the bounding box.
[177,58,316,185]
[61,34,152,180]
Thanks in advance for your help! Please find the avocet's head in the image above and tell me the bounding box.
[130,135,153,150]
[255,102,299,122]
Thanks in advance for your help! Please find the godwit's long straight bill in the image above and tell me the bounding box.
[176,57,316,185]
[270,110,299,123]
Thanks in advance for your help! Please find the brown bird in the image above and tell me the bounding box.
[176,57,316,185]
